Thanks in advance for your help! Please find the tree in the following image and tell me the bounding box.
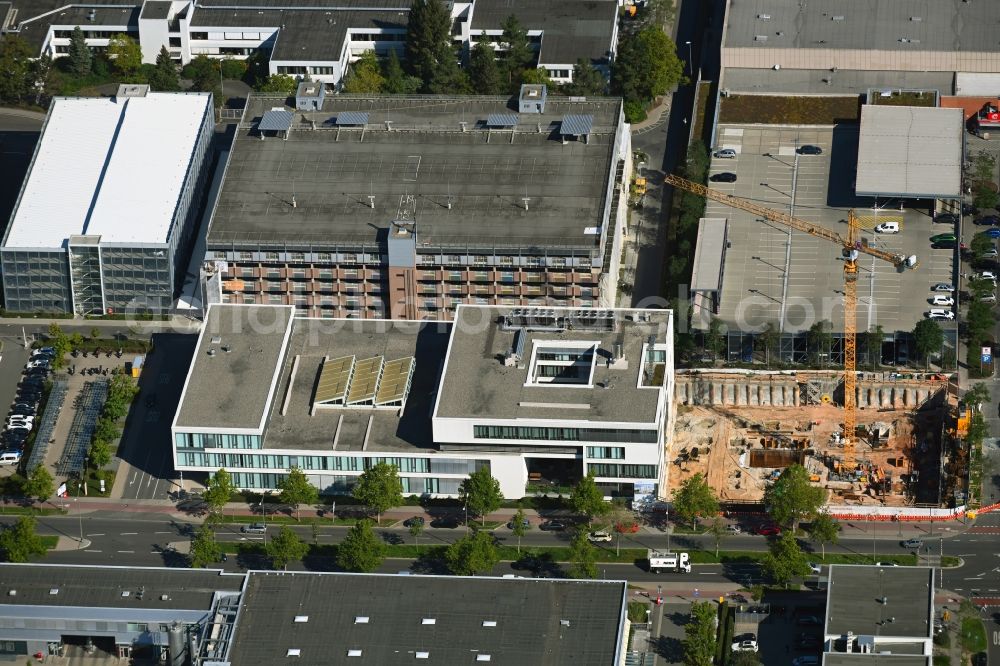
[570,472,609,523]
[266,525,308,570]
[90,327,100,341]
[971,233,996,260]
[568,530,599,579]
[964,383,992,409]
[682,601,717,666]
[808,513,840,560]
[612,26,683,113]
[409,519,424,548]
[499,14,533,91]
[107,34,142,79]
[765,464,825,532]
[807,319,832,366]
[186,55,220,92]
[342,50,384,93]
[445,530,499,575]
[189,525,222,568]
[352,462,403,524]
[671,473,719,530]
[562,58,606,96]
[382,49,420,94]
[88,437,113,472]
[405,0,467,93]
[0,36,35,104]
[336,520,386,572]
[468,38,503,95]
[708,516,727,558]
[519,68,553,86]
[24,466,54,504]
[756,322,779,366]
[257,74,297,95]
[148,46,180,91]
[277,466,319,521]
[67,26,92,77]
[459,467,503,526]
[729,651,763,666]
[704,317,726,360]
[203,468,236,522]
[865,325,884,370]
[912,319,944,368]
[510,506,529,554]
[761,531,809,586]
[0,516,47,563]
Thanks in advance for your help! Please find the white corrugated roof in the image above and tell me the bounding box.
[5,92,211,248]
[855,105,963,199]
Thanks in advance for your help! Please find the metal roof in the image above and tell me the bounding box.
[486,113,518,127]
[335,111,369,125]
[855,105,963,199]
[825,565,934,640]
[561,114,594,136]
[259,108,294,132]
[690,218,727,292]
[4,92,211,248]
[314,355,355,404]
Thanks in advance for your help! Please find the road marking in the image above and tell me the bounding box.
[698,573,716,575]
[965,577,984,580]
[117,550,134,554]
[87,533,104,537]
[84,549,102,553]
[154,531,170,534]
[120,532,138,535]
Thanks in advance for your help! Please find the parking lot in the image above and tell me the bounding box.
[705,124,956,337]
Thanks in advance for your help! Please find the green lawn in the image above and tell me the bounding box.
[41,535,58,549]
[719,95,861,125]
[961,617,987,653]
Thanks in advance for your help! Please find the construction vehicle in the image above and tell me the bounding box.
[634,176,647,196]
[664,174,919,471]
[648,549,691,573]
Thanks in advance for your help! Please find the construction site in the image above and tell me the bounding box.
[671,371,960,508]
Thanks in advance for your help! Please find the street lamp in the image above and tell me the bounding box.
[684,41,693,75]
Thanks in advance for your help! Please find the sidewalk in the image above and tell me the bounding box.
[631,97,670,133]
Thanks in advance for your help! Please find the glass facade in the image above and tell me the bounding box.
[0,250,71,313]
[588,463,657,479]
[474,425,657,443]
[101,246,172,312]
[68,243,104,315]
[174,433,262,449]
[586,446,625,459]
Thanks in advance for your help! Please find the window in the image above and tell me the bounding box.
[474,426,657,443]
[311,66,334,75]
[586,446,625,460]
[190,32,208,40]
[290,252,305,262]
[240,252,252,261]
[447,255,461,264]
[550,256,567,267]
[317,252,332,262]
[277,65,307,75]
[589,463,657,479]
[169,37,181,47]
[474,255,488,265]
[266,252,279,261]
[420,254,435,265]
[499,256,513,266]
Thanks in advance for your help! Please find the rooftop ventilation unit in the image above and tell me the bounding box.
[910,16,922,21]
[832,15,845,21]
[294,616,309,623]
[347,650,362,657]
[421,618,436,625]
[211,336,222,344]
[757,13,770,20]
[482,620,497,627]
[355,616,369,624]
[477,656,492,662]
[287,649,301,657]
[416,652,430,659]
[49,588,58,595]
[754,35,767,42]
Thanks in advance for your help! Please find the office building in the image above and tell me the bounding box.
[171,303,674,500]
[1,86,214,315]
[204,90,630,321]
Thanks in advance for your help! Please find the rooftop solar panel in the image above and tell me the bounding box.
[315,355,354,404]
[347,356,383,404]
[335,112,370,126]
[375,357,414,406]
[259,109,294,132]
[560,114,594,136]
[486,113,518,128]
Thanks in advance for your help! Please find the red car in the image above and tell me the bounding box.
[758,525,781,536]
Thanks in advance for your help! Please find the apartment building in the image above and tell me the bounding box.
[203,89,630,321]
[171,303,674,501]
[1,86,213,315]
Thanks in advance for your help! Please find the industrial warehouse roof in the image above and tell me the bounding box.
[823,656,930,666]
[825,565,934,640]
[724,0,1000,52]
[208,94,622,251]
[173,304,295,431]
[4,92,211,248]
[4,1,140,52]
[0,564,243,610]
[228,572,627,666]
[855,106,963,199]
[690,218,727,292]
[470,0,618,65]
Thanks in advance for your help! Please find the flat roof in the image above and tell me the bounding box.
[0,564,242,610]
[434,305,670,424]
[470,0,618,65]
[207,94,621,251]
[229,572,626,666]
[263,316,450,452]
[10,2,140,52]
[724,0,1000,52]
[140,1,171,20]
[825,565,934,639]
[855,105,963,198]
[4,92,211,248]
[824,656,930,666]
[691,218,727,292]
[720,68,954,96]
[174,304,295,431]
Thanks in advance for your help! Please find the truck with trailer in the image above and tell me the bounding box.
[648,549,691,573]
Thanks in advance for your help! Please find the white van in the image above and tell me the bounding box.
[0,451,21,465]
[874,222,900,234]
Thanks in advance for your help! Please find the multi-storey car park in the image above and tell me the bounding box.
[171,303,674,501]
[201,88,631,321]
[2,0,620,88]
[0,85,214,315]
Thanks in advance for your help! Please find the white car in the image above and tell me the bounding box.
[731,634,758,652]
[726,524,743,534]
[975,271,998,282]
[926,309,955,320]
[25,360,49,370]
[7,416,33,424]
[931,283,955,292]
[930,295,954,307]
[874,222,899,234]
[587,531,612,543]
[714,148,737,159]
[807,562,822,574]
[979,293,997,303]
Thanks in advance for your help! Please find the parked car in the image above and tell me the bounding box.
[901,538,923,549]
[963,203,979,215]
[926,309,955,320]
[797,635,822,650]
[507,518,531,530]
[587,531,612,543]
[793,656,820,666]
[731,634,758,652]
[757,524,781,536]
[726,524,743,534]
[874,222,899,234]
[797,145,823,155]
[403,516,425,528]
[975,271,998,282]
[796,615,821,626]
[709,172,737,183]
[931,283,955,292]
[875,562,900,567]
[934,213,958,224]
[930,295,954,307]
[976,215,1000,226]
[807,562,822,574]
[978,293,997,303]
[984,246,1000,258]
[430,516,460,529]
[979,228,1000,239]
[240,523,266,534]
[930,233,957,244]
[714,148,737,159]
[540,520,567,531]
[25,359,49,370]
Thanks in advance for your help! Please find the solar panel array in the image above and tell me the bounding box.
[259,109,294,132]
[335,112,369,126]
[57,380,108,476]
[486,113,518,128]
[560,114,594,136]
[25,380,67,474]
[312,356,415,408]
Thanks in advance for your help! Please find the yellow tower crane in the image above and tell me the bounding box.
[665,174,918,469]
